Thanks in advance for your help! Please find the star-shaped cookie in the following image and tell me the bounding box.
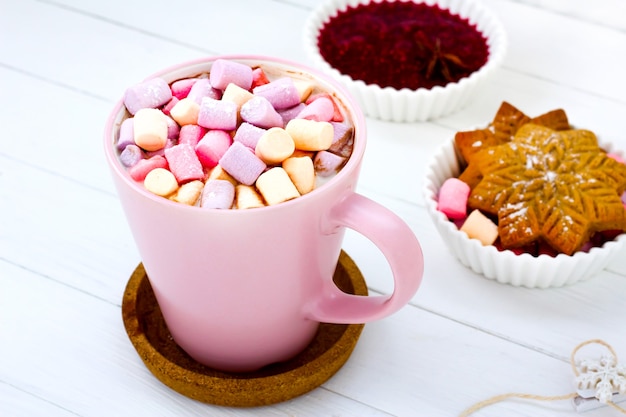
[455,101,570,188]
[468,124,626,255]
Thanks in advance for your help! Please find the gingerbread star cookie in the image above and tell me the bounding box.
[455,101,570,188]
[468,124,626,255]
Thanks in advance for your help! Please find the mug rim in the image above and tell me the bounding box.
[103,54,367,213]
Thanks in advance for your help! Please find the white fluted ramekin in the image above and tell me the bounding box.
[304,0,507,123]
[423,137,626,288]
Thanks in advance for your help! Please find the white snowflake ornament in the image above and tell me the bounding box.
[575,353,626,403]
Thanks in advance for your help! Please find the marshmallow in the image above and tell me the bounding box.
[314,151,346,177]
[178,124,207,147]
[161,97,179,116]
[201,179,235,209]
[278,103,306,125]
[144,167,179,197]
[219,141,266,185]
[195,130,233,168]
[251,67,270,88]
[164,144,205,183]
[256,167,301,206]
[170,78,198,100]
[128,155,168,181]
[240,95,284,129]
[187,78,222,104]
[293,79,314,102]
[198,97,238,131]
[133,108,169,151]
[460,209,499,246]
[119,144,144,167]
[117,117,135,151]
[170,180,204,206]
[286,119,333,151]
[306,93,344,122]
[207,164,238,185]
[209,59,253,91]
[328,122,354,157]
[282,156,315,195]
[221,83,255,113]
[233,122,266,149]
[253,77,301,110]
[169,98,200,126]
[255,127,295,165]
[124,77,172,115]
[437,178,470,220]
[165,115,180,139]
[235,184,265,209]
[296,97,334,122]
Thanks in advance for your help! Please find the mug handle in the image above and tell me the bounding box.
[307,192,424,324]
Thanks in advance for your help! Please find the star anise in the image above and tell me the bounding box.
[414,31,471,82]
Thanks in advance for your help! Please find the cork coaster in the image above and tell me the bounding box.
[121,250,367,407]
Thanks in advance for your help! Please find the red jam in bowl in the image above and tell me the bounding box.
[317,1,489,90]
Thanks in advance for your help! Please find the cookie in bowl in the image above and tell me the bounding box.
[304,0,507,122]
[423,102,626,288]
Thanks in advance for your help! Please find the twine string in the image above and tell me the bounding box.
[458,339,626,417]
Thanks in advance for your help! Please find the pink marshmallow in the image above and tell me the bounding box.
[165,115,180,139]
[209,59,253,91]
[187,78,222,104]
[437,178,471,220]
[178,124,207,147]
[219,141,267,185]
[128,155,168,181]
[296,97,334,122]
[233,122,266,149]
[123,77,172,115]
[164,144,205,184]
[200,179,235,209]
[240,96,283,129]
[197,97,238,131]
[252,77,301,110]
[306,93,344,122]
[251,67,270,88]
[328,121,354,157]
[119,144,144,167]
[278,103,306,125]
[313,151,346,177]
[171,78,198,100]
[116,118,135,151]
[195,130,233,169]
[161,97,179,116]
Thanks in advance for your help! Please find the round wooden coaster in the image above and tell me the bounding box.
[121,250,367,407]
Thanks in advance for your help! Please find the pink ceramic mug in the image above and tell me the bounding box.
[104,55,424,372]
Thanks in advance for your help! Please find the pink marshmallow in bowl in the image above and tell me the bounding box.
[219,141,267,185]
[209,58,253,91]
[198,97,238,131]
[240,96,284,129]
[123,77,172,115]
[200,179,235,209]
[195,130,233,169]
[437,178,470,220]
[253,77,301,110]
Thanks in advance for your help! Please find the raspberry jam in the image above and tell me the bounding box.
[317,1,489,90]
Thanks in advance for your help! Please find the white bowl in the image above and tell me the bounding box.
[423,136,626,288]
[304,0,507,123]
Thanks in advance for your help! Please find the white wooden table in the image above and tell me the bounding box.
[2,1,626,416]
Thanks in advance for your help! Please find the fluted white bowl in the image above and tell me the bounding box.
[304,0,507,122]
[423,136,626,288]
